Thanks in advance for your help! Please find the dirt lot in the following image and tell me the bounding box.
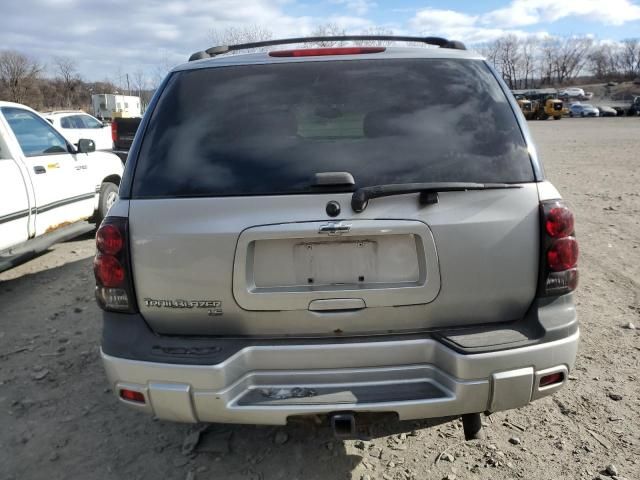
[1,118,639,480]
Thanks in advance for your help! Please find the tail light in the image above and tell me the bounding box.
[94,217,138,312]
[539,200,579,296]
[111,121,117,143]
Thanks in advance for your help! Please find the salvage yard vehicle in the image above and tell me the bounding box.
[596,106,618,117]
[43,110,113,151]
[627,96,640,116]
[539,97,564,120]
[111,116,142,161]
[528,94,564,120]
[516,97,536,120]
[559,87,585,99]
[569,103,599,117]
[0,101,123,271]
[96,35,580,441]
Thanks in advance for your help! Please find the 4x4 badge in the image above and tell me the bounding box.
[318,222,351,235]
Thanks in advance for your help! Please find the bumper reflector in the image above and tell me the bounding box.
[539,372,564,387]
[120,389,145,404]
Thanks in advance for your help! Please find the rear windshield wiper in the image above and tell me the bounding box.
[351,182,522,213]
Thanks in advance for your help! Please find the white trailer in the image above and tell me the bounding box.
[92,94,142,120]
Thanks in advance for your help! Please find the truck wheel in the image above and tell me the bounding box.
[553,116,561,120]
[461,413,485,440]
[96,182,119,226]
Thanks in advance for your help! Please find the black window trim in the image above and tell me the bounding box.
[119,73,174,199]
[484,62,545,181]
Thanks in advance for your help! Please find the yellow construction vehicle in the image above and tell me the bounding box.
[528,94,564,120]
[516,98,536,120]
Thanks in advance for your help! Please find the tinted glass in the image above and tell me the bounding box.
[60,115,85,129]
[2,108,68,157]
[133,58,533,198]
[81,115,103,128]
[71,115,86,128]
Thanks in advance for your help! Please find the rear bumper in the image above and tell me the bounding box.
[102,331,578,424]
[101,296,579,424]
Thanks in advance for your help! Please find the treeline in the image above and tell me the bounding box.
[481,36,640,89]
[3,26,640,111]
[0,51,154,112]
[212,26,640,90]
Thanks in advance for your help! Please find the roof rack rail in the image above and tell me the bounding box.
[188,35,466,61]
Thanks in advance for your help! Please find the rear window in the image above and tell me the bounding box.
[133,58,533,198]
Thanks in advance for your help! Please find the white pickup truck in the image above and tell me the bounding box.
[0,101,124,271]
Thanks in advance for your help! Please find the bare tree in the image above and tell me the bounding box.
[53,56,79,107]
[588,43,618,79]
[309,23,346,46]
[132,69,153,108]
[534,36,593,86]
[553,37,593,84]
[151,50,174,89]
[480,36,537,89]
[0,50,41,104]
[481,36,523,89]
[354,27,395,46]
[617,38,640,79]
[478,41,500,70]
[499,35,523,89]
[520,38,538,89]
[132,69,146,97]
[210,25,273,53]
[538,38,557,85]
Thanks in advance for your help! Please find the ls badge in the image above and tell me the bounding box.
[144,298,223,316]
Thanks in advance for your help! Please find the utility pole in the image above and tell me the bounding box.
[126,73,130,95]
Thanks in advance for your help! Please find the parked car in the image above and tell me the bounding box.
[0,101,123,271]
[97,36,579,441]
[43,111,113,151]
[569,103,599,117]
[111,116,142,161]
[613,106,626,116]
[597,106,617,117]
[559,87,585,99]
[627,96,640,116]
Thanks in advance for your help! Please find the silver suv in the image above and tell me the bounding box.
[95,36,579,440]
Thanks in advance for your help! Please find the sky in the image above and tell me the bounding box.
[3,0,640,84]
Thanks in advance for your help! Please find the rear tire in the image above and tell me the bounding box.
[462,413,485,440]
[553,116,561,120]
[95,182,119,226]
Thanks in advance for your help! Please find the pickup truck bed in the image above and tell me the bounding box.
[111,117,142,161]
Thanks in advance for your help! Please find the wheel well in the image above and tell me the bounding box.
[102,174,121,186]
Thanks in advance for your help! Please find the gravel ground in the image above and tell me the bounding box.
[1,117,639,480]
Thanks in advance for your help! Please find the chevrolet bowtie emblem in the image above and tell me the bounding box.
[318,222,351,235]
